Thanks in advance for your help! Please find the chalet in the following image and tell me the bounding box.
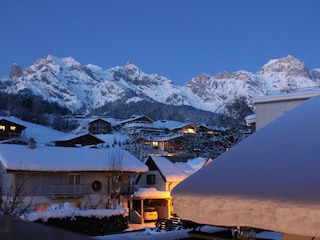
[54,133,105,147]
[88,118,111,134]
[0,144,148,213]
[131,155,209,223]
[121,123,164,135]
[168,123,197,134]
[137,155,210,192]
[151,120,197,135]
[137,155,188,192]
[197,124,226,137]
[138,135,186,156]
[117,115,153,128]
[0,118,27,141]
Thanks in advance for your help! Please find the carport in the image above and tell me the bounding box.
[129,188,172,224]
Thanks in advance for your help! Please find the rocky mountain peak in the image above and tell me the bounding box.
[31,55,63,73]
[185,73,210,87]
[29,55,84,74]
[10,63,24,78]
[61,57,83,71]
[0,55,318,117]
[214,71,231,80]
[257,55,311,78]
[124,61,141,75]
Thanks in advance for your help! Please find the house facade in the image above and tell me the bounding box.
[0,118,27,141]
[139,135,186,156]
[117,115,153,127]
[0,144,148,213]
[130,155,209,223]
[137,155,188,192]
[168,123,197,135]
[131,156,188,223]
[88,118,111,135]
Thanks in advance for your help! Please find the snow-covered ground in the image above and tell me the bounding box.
[19,202,282,239]
[94,223,282,240]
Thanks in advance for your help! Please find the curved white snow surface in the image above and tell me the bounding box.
[172,94,320,237]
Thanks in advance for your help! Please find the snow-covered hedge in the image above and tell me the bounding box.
[20,202,129,235]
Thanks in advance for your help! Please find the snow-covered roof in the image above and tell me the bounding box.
[152,120,194,131]
[174,157,208,175]
[118,115,153,125]
[0,116,67,145]
[142,134,184,142]
[172,94,320,237]
[148,156,188,182]
[0,144,148,173]
[52,132,105,142]
[121,120,197,133]
[75,117,120,128]
[133,188,171,199]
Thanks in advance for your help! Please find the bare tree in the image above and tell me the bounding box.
[0,171,33,217]
[84,150,125,210]
[107,150,124,208]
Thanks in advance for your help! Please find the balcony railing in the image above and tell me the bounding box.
[45,184,87,199]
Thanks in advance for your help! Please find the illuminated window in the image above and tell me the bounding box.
[35,203,49,212]
[10,125,16,131]
[185,128,195,134]
[152,141,158,147]
[0,125,5,131]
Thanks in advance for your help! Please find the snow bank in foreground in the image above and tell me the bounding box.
[20,202,128,222]
[94,228,190,240]
[172,95,320,237]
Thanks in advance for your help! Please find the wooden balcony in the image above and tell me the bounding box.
[45,184,87,199]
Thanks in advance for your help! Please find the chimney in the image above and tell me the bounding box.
[29,138,36,149]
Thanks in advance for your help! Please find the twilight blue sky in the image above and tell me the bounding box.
[1,0,319,85]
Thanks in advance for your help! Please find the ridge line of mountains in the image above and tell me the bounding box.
[0,55,319,125]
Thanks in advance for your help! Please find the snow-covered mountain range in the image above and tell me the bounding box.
[1,55,319,115]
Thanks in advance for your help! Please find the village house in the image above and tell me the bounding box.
[0,144,148,213]
[138,135,186,156]
[88,118,112,135]
[0,116,148,215]
[137,155,189,192]
[117,115,154,128]
[0,118,27,142]
[53,133,105,147]
[129,155,210,223]
[121,122,165,136]
[120,120,198,137]
[167,122,197,135]
[197,124,221,137]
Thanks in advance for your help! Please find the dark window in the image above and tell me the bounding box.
[147,174,155,185]
[92,180,102,192]
[68,174,80,185]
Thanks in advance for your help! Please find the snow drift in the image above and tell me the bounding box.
[171,94,320,237]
